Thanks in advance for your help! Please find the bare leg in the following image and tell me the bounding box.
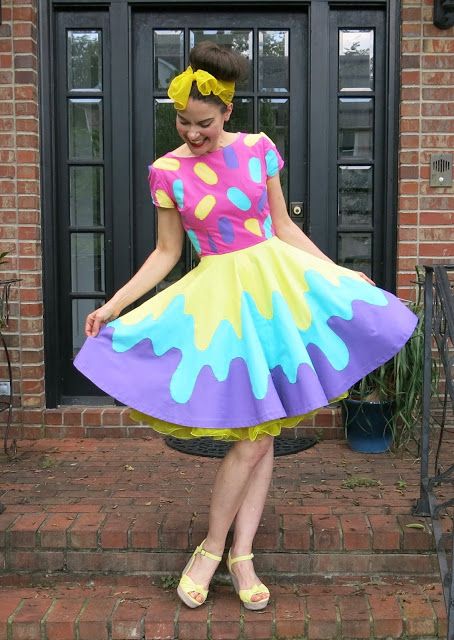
[229,441,274,602]
[185,436,273,603]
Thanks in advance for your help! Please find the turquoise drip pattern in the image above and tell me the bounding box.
[109,270,388,404]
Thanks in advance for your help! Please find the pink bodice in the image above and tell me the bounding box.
[148,132,283,257]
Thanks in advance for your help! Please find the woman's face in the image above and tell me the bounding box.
[175,98,233,156]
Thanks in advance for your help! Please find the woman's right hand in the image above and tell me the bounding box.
[85,301,121,338]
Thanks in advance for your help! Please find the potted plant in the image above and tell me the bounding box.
[342,269,432,453]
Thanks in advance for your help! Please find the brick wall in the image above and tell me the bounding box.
[0,0,453,438]
[0,0,44,438]
[398,0,454,301]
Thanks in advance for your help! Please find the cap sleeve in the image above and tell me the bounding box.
[148,163,177,209]
[260,133,284,178]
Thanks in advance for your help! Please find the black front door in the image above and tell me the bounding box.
[45,1,396,404]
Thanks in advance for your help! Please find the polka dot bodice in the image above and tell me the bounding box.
[148,132,284,257]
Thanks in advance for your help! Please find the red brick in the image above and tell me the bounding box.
[254,513,279,549]
[282,514,311,550]
[369,515,401,550]
[62,409,82,426]
[420,242,454,257]
[423,70,454,85]
[422,87,454,101]
[39,514,75,548]
[367,588,403,638]
[275,593,306,638]
[340,515,371,550]
[0,512,19,546]
[100,514,131,549]
[111,599,145,640]
[144,598,178,640]
[399,590,436,636]
[44,598,85,640]
[178,601,208,640]
[401,22,421,37]
[312,515,341,551]
[129,514,159,548]
[8,513,46,547]
[210,592,241,640]
[398,515,433,551]
[422,118,454,133]
[338,593,371,638]
[12,6,35,21]
[0,596,22,640]
[424,39,454,53]
[82,410,102,427]
[77,597,115,640]
[161,513,191,549]
[243,604,274,639]
[402,6,421,19]
[69,513,106,549]
[43,410,63,425]
[7,551,64,573]
[10,598,53,640]
[306,593,339,640]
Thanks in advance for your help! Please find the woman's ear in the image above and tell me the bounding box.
[224,103,233,122]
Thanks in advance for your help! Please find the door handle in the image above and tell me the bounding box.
[290,201,304,217]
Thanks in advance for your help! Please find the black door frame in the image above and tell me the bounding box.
[39,0,401,407]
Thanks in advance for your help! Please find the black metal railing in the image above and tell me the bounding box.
[414,264,454,639]
[0,278,20,458]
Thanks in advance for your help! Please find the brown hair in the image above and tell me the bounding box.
[188,41,248,109]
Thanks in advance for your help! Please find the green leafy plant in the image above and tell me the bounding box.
[160,575,179,590]
[342,476,381,489]
[345,268,437,451]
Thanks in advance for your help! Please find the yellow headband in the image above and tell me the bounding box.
[167,66,235,110]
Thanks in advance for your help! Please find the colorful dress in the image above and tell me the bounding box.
[74,132,417,441]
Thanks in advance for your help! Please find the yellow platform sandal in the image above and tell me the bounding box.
[177,539,222,608]
[227,550,270,610]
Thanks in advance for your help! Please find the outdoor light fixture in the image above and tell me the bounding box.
[433,0,454,28]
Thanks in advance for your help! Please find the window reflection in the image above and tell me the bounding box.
[227,98,253,133]
[338,166,372,227]
[67,30,102,91]
[68,99,103,159]
[70,166,104,227]
[259,30,289,93]
[338,98,373,159]
[154,30,184,90]
[71,233,105,293]
[338,233,372,277]
[154,99,182,159]
[339,29,374,92]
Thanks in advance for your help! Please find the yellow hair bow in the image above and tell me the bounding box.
[167,66,235,110]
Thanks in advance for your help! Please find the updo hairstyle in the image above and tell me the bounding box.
[188,41,248,110]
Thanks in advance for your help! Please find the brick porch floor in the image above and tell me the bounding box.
[0,435,450,639]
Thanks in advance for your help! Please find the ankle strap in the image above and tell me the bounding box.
[196,543,222,562]
[229,552,254,565]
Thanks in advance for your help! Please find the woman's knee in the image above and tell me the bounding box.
[232,436,273,467]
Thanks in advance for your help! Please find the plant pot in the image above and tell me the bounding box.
[342,398,393,453]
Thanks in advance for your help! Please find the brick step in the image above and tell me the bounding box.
[1,438,451,600]
[0,509,442,579]
[5,405,344,440]
[0,576,448,640]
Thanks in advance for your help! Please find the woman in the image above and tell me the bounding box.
[74,41,417,610]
